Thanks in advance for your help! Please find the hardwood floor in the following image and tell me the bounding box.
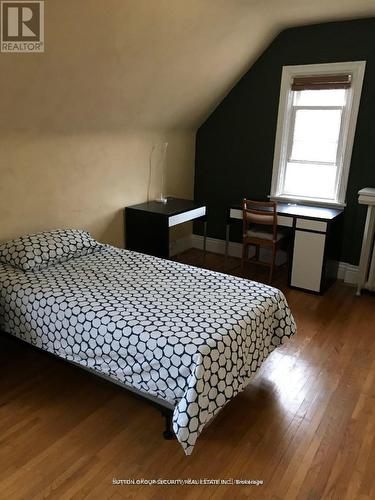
[0,249,374,499]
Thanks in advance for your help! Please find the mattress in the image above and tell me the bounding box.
[0,245,296,454]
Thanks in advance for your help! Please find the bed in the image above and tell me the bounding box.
[0,229,296,455]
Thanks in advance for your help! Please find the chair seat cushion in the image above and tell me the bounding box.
[247,229,286,242]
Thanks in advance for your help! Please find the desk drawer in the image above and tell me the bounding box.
[291,230,326,292]
[277,215,293,228]
[296,218,327,233]
[168,206,206,227]
[229,208,242,220]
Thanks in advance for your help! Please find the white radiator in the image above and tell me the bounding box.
[367,240,375,291]
[357,188,375,295]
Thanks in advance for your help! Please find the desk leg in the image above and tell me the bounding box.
[225,223,230,267]
[203,220,207,264]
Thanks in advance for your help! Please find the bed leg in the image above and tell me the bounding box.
[161,410,175,440]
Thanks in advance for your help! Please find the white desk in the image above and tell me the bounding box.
[226,202,343,294]
[356,188,375,295]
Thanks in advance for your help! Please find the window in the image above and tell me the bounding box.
[271,62,366,206]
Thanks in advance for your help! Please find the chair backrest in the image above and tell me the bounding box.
[242,199,277,239]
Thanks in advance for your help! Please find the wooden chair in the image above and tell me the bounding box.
[241,199,290,283]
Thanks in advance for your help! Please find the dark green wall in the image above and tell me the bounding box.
[194,18,375,265]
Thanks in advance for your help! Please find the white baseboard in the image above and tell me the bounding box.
[191,234,286,265]
[169,235,193,257]
[191,234,241,256]
[337,262,358,285]
[188,234,359,285]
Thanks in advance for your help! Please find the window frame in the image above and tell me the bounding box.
[271,61,366,207]
[288,105,344,166]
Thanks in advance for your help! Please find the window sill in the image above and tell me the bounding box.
[270,195,346,209]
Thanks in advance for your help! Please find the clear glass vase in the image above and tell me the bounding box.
[150,142,168,204]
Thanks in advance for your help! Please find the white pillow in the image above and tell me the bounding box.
[0,229,102,271]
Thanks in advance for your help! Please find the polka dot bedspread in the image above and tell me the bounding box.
[0,244,296,455]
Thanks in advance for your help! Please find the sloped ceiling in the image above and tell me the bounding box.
[1,0,375,133]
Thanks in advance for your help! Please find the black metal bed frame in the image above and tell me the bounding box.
[1,331,176,440]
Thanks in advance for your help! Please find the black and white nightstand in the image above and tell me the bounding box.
[125,197,207,259]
